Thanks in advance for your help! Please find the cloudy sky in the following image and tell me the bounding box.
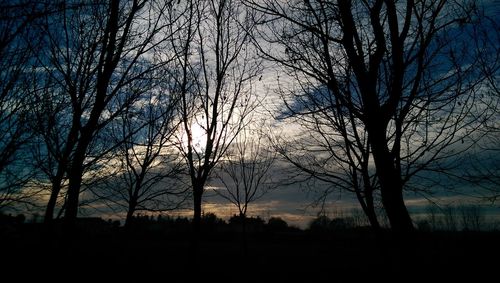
[97,0,500,230]
[5,1,499,230]
[190,0,500,229]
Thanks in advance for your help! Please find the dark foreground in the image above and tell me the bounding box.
[2,223,499,281]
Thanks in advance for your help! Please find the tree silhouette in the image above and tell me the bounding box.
[248,0,496,232]
[170,0,262,238]
[214,126,277,237]
[97,90,188,228]
[271,86,381,230]
[31,0,175,228]
[461,13,500,203]
[0,1,49,208]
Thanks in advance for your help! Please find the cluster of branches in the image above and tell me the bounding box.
[170,0,263,235]
[0,1,56,210]
[0,0,269,237]
[248,0,500,232]
[1,0,498,237]
[0,1,168,223]
[214,126,278,221]
[26,0,190,227]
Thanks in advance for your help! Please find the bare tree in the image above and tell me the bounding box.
[31,0,175,228]
[248,0,495,232]
[214,126,277,232]
[0,2,49,209]
[271,86,381,229]
[170,0,262,236]
[97,90,188,228]
[461,13,500,203]
[30,70,71,221]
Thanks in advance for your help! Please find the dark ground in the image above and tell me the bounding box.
[1,222,499,281]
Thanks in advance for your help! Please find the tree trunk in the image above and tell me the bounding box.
[124,199,137,229]
[379,179,414,232]
[369,125,414,233]
[63,136,91,230]
[364,189,381,231]
[44,174,63,224]
[45,117,79,224]
[190,183,203,262]
[240,213,248,256]
[64,161,83,229]
[241,213,247,235]
[192,183,203,235]
[354,180,381,230]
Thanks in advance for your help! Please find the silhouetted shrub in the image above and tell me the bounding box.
[330,218,352,230]
[309,215,354,231]
[309,215,331,232]
[459,205,484,231]
[420,204,487,231]
[200,212,226,232]
[228,215,265,232]
[266,217,288,232]
[201,212,225,225]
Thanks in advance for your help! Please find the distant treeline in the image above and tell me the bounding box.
[2,204,498,237]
